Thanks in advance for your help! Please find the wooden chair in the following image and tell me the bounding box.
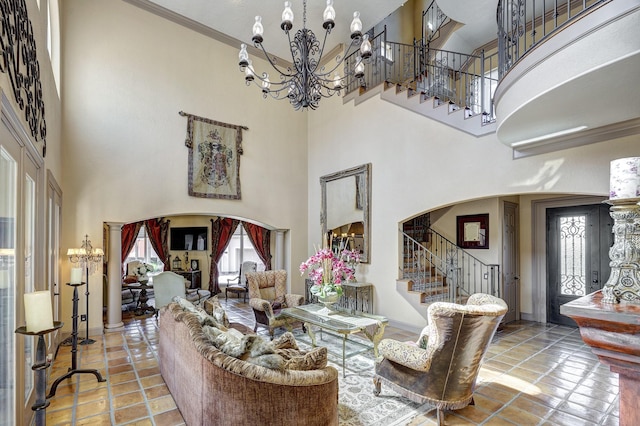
[225,261,256,302]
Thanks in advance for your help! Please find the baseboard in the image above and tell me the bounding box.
[520,312,536,322]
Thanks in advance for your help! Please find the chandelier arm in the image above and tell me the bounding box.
[254,42,296,78]
[314,38,364,79]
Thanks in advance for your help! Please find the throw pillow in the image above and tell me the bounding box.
[175,296,227,330]
[206,296,230,328]
[245,353,285,371]
[281,347,328,371]
[271,332,299,351]
[202,325,288,371]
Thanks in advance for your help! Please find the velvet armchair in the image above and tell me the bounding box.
[373,293,508,425]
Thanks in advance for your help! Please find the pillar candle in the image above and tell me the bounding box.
[24,291,54,333]
[610,157,640,200]
[70,267,82,284]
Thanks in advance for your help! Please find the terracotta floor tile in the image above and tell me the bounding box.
[148,394,178,414]
[152,408,185,425]
[42,298,620,426]
[145,383,171,399]
[498,404,544,425]
[75,398,109,418]
[114,402,150,424]
[110,371,137,385]
[140,374,165,388]
[76,413,112,425]
[111,380,142,396]
[113,390,145,409]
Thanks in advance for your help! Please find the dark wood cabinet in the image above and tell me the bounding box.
[174,270,201,289]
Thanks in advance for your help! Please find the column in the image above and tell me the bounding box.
[104,222,124,330]
[275,229,286,270]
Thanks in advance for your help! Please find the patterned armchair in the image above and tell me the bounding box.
[373,293,507,425]
[246,270,305,339]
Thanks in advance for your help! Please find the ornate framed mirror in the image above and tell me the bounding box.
[321,163,371,263]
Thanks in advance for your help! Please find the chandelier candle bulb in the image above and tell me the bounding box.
[281,1,294,30]
[323,0,335,29]
[350,11,362,38]
[70,267,82,284]
[24,291,54,333]
[252,16,263,43]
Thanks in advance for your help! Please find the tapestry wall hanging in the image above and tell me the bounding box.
[179,111,248,199]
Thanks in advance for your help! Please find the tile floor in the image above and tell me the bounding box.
[45,297,620,425]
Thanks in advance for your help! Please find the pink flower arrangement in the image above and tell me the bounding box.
[299,248,357,297]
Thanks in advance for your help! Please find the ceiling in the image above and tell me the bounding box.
[130,0,640,150]
[144,0,408,60]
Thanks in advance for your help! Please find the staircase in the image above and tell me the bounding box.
[399,228,500,319]
[342,2,498,137]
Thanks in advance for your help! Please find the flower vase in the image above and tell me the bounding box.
[317,292,340,310]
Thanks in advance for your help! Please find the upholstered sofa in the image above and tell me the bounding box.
[158,298,339,426]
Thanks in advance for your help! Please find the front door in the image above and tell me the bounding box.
[546,204,613,326]
[502,202,519,323]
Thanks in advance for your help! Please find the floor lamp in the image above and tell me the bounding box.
[67,234,104,345]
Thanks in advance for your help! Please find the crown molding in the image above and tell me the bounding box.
[122,0,292,68]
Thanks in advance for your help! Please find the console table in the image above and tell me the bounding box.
[173,270,201,289]
[305,279,373,313]
[561,290,640,426]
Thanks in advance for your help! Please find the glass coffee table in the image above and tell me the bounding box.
[280,304,388,377]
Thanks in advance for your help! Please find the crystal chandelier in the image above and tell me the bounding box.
[238,0,372,110]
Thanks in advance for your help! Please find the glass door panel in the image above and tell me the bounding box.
[0,146,17,426]
[23,174,35,401]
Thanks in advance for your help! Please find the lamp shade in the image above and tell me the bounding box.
[24,291,54,333]
[610,157,640,200]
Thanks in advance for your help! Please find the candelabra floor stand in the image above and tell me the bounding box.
[15,321,63,426]
[80,264,95,345]
[47,283,105,398]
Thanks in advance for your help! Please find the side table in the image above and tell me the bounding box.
[305,279,374,313]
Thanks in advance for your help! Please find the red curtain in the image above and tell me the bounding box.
[209,217,240,293]
[145,218,170,271]
[243,222,272,270]
[121,221,143,275]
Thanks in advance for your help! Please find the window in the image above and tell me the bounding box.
[125,227,164,271]
[218,224,264,280]
[380,41,393,62]
[471,67,498,116]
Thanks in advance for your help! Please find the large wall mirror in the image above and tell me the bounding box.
[321,163,371,263]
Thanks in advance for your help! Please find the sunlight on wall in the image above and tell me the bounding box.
[511,159,565,191]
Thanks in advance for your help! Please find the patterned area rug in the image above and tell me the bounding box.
[291,330,435,426]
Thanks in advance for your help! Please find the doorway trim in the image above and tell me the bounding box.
[531,195,607,323]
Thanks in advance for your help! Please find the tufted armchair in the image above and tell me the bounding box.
[246,270,305,339]
[373,293,507,425]
[153,271,210,317]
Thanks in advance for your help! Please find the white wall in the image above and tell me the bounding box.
[60,0,309,334]
[57,0,640,333]
[308,92,640,328]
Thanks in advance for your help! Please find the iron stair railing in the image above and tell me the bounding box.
[422,0,450,45]
[498,0,604,78]
[402,228,501,304]
[344,32,499,122]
